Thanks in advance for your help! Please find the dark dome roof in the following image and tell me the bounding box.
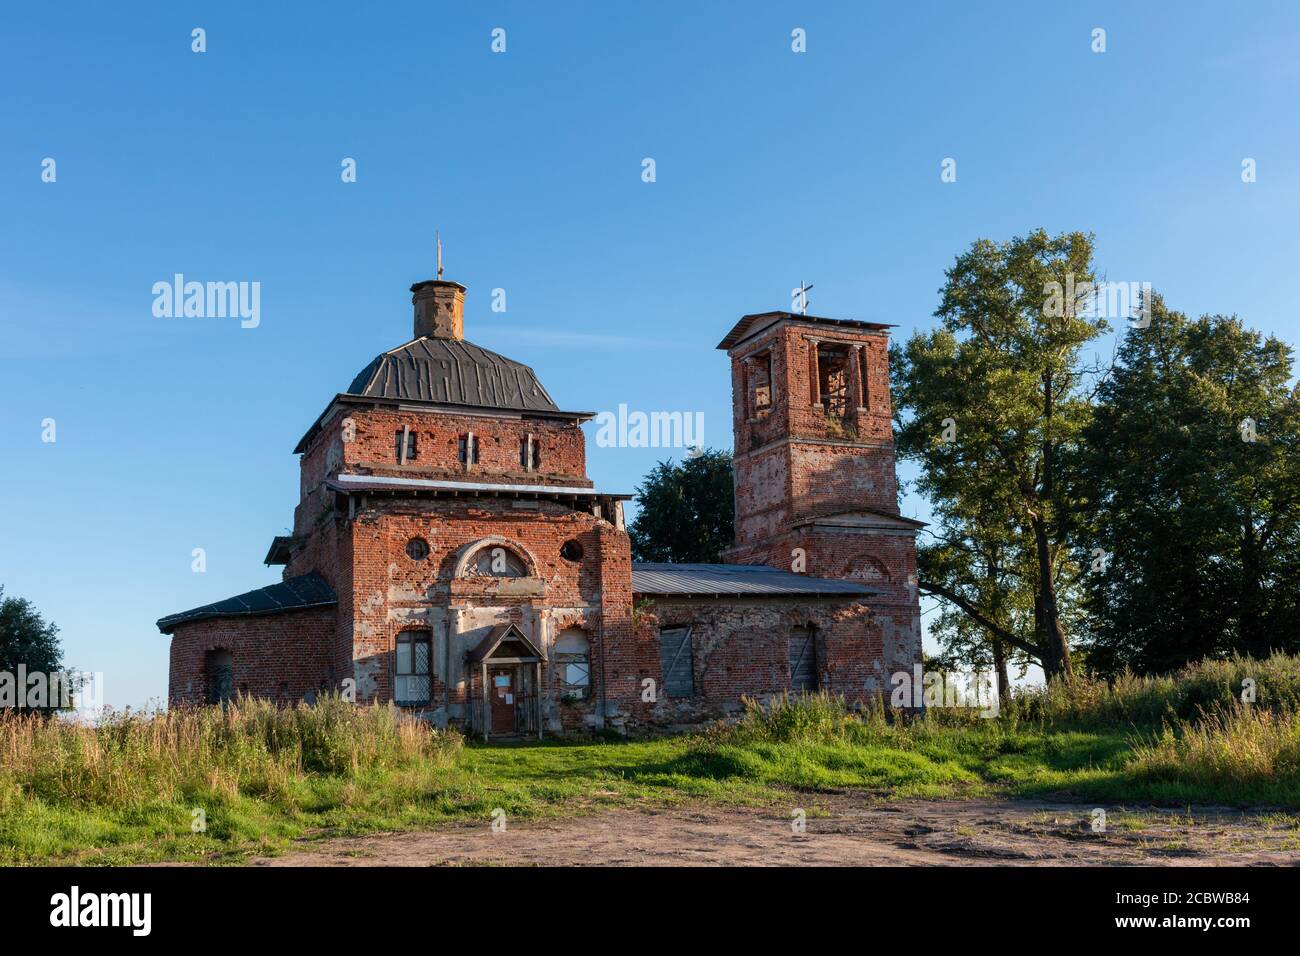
[346,337,559,413]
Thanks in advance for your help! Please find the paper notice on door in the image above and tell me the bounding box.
[505,693,514,704]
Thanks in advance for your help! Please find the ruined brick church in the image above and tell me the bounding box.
[158,271,923,736]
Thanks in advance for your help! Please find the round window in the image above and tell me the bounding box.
[406,537,430,561]
[560,539,584,562]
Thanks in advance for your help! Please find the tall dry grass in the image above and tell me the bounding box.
[0,695,461,813]
[1128,703,1300,792]
[1007,653,1300,728]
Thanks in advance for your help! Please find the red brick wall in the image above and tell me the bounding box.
[300,405,590,491]
[168,607,336,705]
[730,323,900,546]
[616,597,888,726]
[166,310,923,732]
[340,494,629,734]
[723,316,923,690]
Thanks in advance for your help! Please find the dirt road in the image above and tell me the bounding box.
[249,796,1300,866]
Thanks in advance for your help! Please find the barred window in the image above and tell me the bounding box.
[458,433,479,465]
[395,630,432,706]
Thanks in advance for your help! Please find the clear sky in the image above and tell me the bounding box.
[2,1,1298,709]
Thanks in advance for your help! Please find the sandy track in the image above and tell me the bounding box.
[248,796,1300,866]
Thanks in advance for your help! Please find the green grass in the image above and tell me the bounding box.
[0,723,1269,866]
[5,655,1300,865]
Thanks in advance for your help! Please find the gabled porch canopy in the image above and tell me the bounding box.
[467,623,544,664]
[467,624,545,742]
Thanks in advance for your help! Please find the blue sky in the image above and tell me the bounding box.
[2,1,1298,709]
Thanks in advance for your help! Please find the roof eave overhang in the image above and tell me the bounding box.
[630,588,880,599]
[156,599,337,635]
[264,535,295,566]
[325,474,632,502]
[716,312,897,352]
[790,509,929,530]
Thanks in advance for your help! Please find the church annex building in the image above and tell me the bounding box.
[157,271,924,738]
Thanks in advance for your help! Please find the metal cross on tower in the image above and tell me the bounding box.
[793,280,814,315]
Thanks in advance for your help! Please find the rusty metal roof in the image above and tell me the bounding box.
[347,337,559,411]
[631,563,878,597]
[716,311,896,351]
[156,572,336,634]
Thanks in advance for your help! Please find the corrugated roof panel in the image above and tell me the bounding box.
[631,563,878,597]
[345,337,559,412]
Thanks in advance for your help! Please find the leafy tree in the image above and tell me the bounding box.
[0,586,64,711]
[893,229,1107,680]
[628,449,734,563]
[1079,297,1300,673]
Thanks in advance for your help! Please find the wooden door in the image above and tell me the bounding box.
[489,667,516,733]
[789,626,817,693]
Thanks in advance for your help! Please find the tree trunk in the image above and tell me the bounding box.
[991,635,1011,704]
[1240,518,1269,658]
[1032,516,1073,680]
[983,556,1012,701]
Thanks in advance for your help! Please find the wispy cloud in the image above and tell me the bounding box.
[0,279,187,360]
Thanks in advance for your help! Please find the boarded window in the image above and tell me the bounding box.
[554,629,590,700]
[659,627,695,697]
[789,625,817,693]
[395,630,432,705]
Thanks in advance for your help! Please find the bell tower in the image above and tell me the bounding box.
[717,309,923,670]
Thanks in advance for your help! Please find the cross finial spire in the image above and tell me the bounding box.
[793,279,814,315]
[436,232,444,279]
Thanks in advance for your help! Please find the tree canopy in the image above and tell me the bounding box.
[893,229,1105,680]
[1079,297,1300,674]
[624,232,1300,682]
[0,586,64,710]
[628,449,734,563]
